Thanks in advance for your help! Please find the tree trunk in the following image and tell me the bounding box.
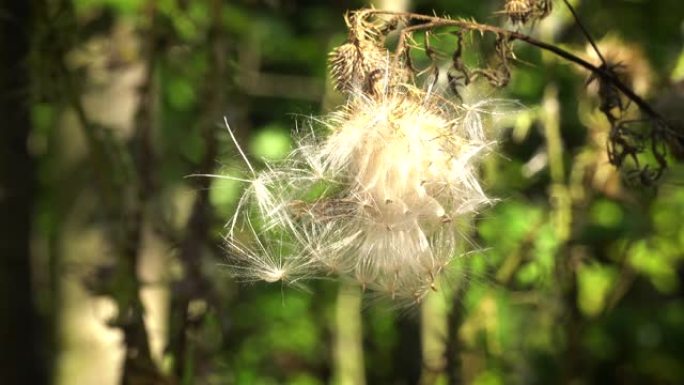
[0,0,47,384]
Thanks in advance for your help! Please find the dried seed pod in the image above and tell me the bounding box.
[328,40,389,93]
[504,0,533,25]
[329,10,396,94]
[328,43,359,92]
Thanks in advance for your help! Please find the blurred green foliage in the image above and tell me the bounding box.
[21,0,684,384]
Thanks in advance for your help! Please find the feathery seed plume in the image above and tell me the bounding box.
[223,9,507,304]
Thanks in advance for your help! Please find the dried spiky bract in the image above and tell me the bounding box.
[502,0,553,25]
[505,0,534,24]
[329,10,409,94]
[224,9,505,304]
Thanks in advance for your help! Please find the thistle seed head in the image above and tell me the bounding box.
[222,11,510,305]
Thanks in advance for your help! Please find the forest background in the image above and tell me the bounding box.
[1,0,684,384]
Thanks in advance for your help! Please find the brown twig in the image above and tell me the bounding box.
[359,9,667,126]
[346,9,677,185]
[561,0,607,66]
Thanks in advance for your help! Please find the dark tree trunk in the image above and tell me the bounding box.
[392,317,422,385]
[0,0,47,384]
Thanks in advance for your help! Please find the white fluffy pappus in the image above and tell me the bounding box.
[220,79,511,304]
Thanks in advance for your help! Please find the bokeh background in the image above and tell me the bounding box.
[2,0,684,384]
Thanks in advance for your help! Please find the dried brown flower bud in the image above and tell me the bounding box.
[504,0,533,25]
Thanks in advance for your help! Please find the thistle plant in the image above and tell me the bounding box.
[222,3,678,303]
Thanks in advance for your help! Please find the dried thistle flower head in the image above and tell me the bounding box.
[223,9,511,304]
[329,10,408,94]
[501,0,553,25]
[504,0,534,25]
